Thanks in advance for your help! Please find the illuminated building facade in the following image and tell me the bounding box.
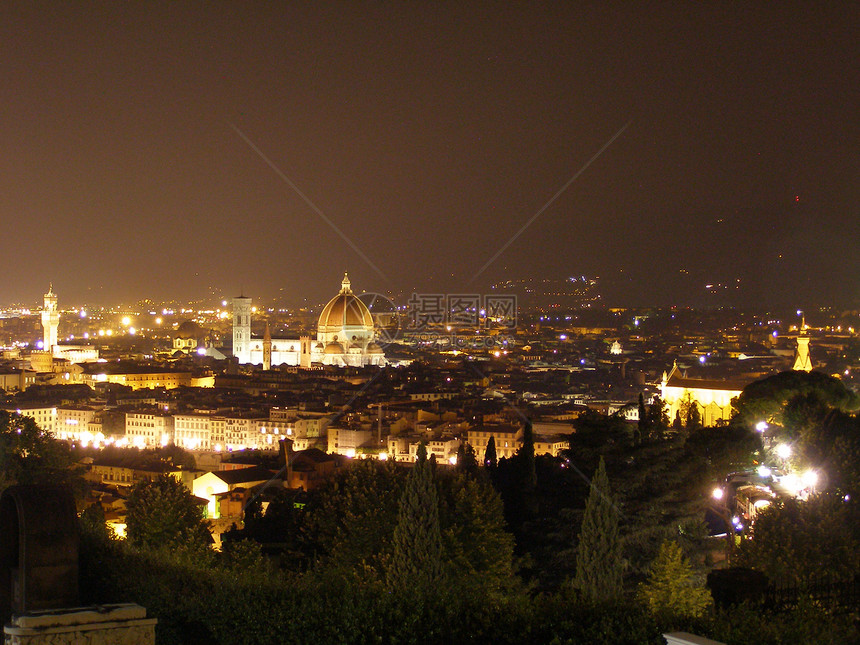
[660,363,746,427]
[125,412,175,448]
[2,404,57,435]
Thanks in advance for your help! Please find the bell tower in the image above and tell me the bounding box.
[262,322,272,371]
[792,313,813,372]
[41,284,59,355]
[232,296,252,364]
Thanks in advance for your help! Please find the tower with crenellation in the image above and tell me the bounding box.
[41,283,59,356]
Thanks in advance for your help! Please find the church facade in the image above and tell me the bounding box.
[232,273,386,368]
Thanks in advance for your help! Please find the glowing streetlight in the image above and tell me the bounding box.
[121,316,131,326]
[712,487,724,501]
[801,469,819,488]
[755,421,768,432]
[776,443,792,460]
[757,465,772,478]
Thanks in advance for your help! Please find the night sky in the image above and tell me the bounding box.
[1,3,857,308]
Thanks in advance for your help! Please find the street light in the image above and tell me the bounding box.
[776,443,792,460]
[801,469,819,489]
[711,487,734,565]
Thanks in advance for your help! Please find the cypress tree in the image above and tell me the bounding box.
[484,436,497,468]
[572,456,623,603]
[637,393,648,443]
[647,395,668,440]
[386,442,444,591]
[455,441,479,476]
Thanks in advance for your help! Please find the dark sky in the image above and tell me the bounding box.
[1,3,857,308]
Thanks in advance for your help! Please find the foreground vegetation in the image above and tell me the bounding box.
[4,369,860,644]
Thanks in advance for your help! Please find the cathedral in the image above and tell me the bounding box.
[232,273,386,368]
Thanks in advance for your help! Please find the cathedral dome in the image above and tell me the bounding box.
[318,273,374,331]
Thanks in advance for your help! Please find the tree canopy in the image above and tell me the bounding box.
[736,492,860,583]
[638,539,712,618]
[125,474,211,550]
[0,410,78,493]
[733,370,859,427]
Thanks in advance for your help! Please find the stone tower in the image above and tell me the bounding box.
[792,315,813,372]
[41,284,59,355]
[262,322,272,371]
[232,296,252,364]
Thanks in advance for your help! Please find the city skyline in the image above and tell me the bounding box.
[1,3,857,308]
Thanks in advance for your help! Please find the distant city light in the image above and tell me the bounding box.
[121,316,131,326]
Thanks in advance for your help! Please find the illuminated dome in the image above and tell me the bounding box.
[310,273,386,367]
[318,273,373,333]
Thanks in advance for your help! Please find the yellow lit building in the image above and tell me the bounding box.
[660,363,747,427]
[125,412,175,448]
[80,364,213,390]
[466,424,524,460]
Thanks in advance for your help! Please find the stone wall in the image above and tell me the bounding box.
[4,604,155,645]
